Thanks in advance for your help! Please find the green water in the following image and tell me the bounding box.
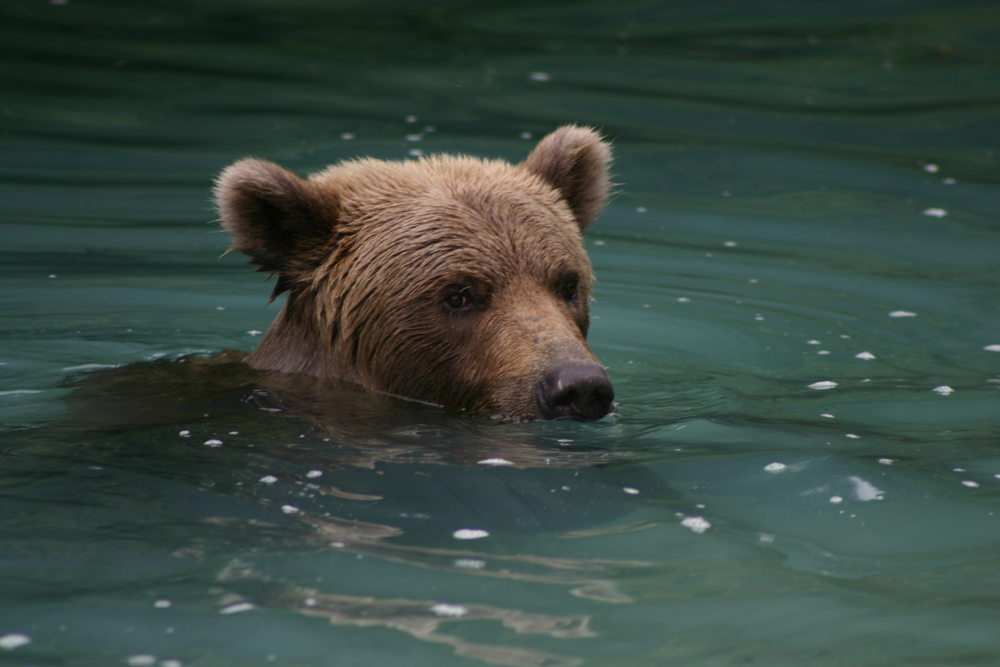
[3,1,1000,665]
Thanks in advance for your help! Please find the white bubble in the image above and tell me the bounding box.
[724,241,737,247]
[281,505,300,514]
[636,206,646,213]
[962,480,980,488]
[680,516,711,534]
[817,350,830,355]
[923,208,947,218]
[127,655,157,667]
[178,430,190,437]
[677,297,690,302]
[454,558,486,569]
[519,131,532,139]
[984,345,1000,352]
[408,149,424,157]
[203,439,223,447]
[623,487,640,495]
[219,602,255,615]
[405,115,417,123]
[855,351,876,360]
[154,599,172,609]
[808,381,838,390]
[829,495,844,504]
[340,132,355,140]
[478,458,514,466]
[878,458,893,465]
[923,164,939,173]
[807,340,821,345]
[888,311,917,317]
[0,634,30,650]
[247,330,263,336]
[259,475,278,484]
[431,603,469,617]
[593,240,605,245]
[529,72,550,81]
[406,134,422,141]
[306,470,323,478]
[764,462,786,473]
[846,434,860,439]
[848,476,884,501]
[453,528,489,540]
[933,386,954,396]
[821,413,835,418]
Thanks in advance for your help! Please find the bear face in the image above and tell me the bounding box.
[215,125,614,422]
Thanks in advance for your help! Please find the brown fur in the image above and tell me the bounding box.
[215,125,612,421]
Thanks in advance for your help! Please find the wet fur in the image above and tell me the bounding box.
[215,126,611,421]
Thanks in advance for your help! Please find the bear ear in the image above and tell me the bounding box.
[214,158,338,289]
[520,125,611,230]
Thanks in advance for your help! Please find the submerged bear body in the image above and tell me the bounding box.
[215,126,614,421]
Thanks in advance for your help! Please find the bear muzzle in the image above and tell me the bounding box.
[534,365,615,421]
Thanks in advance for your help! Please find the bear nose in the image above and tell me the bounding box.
[535,365,615,421]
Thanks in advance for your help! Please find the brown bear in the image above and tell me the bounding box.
[214,125,614,422]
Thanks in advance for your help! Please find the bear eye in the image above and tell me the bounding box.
[444,288,473,311]
[561,278,579,301]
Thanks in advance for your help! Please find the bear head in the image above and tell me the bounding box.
[215,125,614,422]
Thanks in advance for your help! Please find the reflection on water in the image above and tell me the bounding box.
[2,0,1000,665]
[219,561,595,667]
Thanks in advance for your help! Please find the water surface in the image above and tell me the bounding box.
[2,1,1000,665]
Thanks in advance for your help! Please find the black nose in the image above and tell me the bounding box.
[535,365,615,421]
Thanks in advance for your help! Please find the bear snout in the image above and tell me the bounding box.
[534,365,615,421]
